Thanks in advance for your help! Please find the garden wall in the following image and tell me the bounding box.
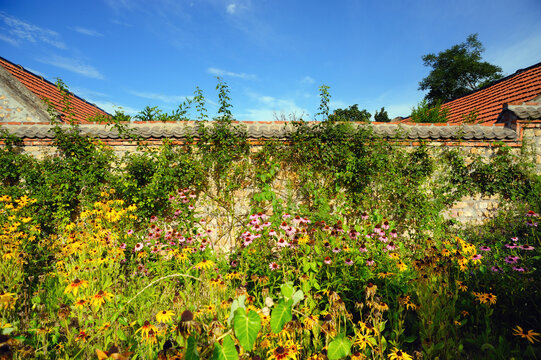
[1,120,540,227]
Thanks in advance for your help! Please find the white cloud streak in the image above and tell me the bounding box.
[74,26,104,37]
[486,31,541,75]
[300,75,315,84]
[0,12,66,49]
[92,101,139,116]
[207,67,256,80]
[129,90,190,103]
[226,4,237,14]
[38,55,104,79]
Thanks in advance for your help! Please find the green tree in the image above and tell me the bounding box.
[374,107,391,122]
[419,34,503,105]
[329,104,371,122]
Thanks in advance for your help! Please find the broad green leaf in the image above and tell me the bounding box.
[233,309,261,351]
[280,282,294,299]
[116,328,127,341]
[212,335,238,360]
[270,299,292,333]
[292,289,304,306]
[327,334,352,359]
[185,336,199,360]
[228,295,246,325]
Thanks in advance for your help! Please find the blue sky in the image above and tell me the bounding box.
[1,0,540,121]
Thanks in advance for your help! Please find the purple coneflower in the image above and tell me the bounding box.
[491,266,502,272]
[282,213,291,219]
[277,238,289,248]
[127,229,134,235]
[345,258,354,266]
[188,205,195,210]
[471,254,483,261]
[504,256,520,264]
[505,244,517,249]
[512,266,526,272]
[361,212,369,220]
[269,229,277,237]
[324,256,332,265]
[120,243,127,249]
[479,246,491,252]
[134,243,144,251]
[519,245,535,251]
[511,237,519,242]
[366,258,375,266]
[332,247,341,253]
[359,243,368,252]
[269,262,279,271]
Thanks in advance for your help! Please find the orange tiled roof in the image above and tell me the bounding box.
[406,62,541,124]
[0,56,109,123]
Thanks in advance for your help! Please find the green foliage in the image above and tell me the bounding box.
[374,107,391,122]
[270,299,293,333]
[410,99,449,123]
[233,309,261,351]
[327,334,352,359]
[329,104,371,123]
[419,33,503,105]
[316,84,331,120]
[212,335,238,360]
[136,105,163,121]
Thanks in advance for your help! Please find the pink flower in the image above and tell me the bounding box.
[382,221,390,230]
[120,243,127,249]
[505,244,517,249]
[344,258,353,266]
[150,215,158,223]
[479,246,491,252]
[269,262,279,271]
[378,236,388,243]
[471,254,482,261]
[127,229,134,235]
[188,205,195,210]
[282,213,291,219]
[366,258,375,266]
[134,243,144,251]
[277,238,289,248]
[519,245,535,251]
[269,229,277,237]
[332,247,341,253]
[512,266,525,272]
[359,243,368,252]
[386,242,396,251]
[361,212,369,220]
[390,229,398,238]
[504,256,520,264]
[324,256,332,265]
[511,237,519,242]
[491,266,502,272]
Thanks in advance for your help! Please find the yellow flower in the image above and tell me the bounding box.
[513,326,540,343]
[473,292,496,306]
[0,292,17,309]
[74,297,87,309]
[388,347,413,360]
[156,310,175,324]
[64,279,89,296]
[136,321,158,338]
[456,280,468,292]
[90,290,113,308]
[377,271,394,279]
[195,259,215,270]
[396,261,407,272]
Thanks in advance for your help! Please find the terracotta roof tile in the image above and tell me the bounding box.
[404,62,541,124]
[0,56,110,123]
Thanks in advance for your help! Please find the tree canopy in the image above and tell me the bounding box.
[374,107,391,122]
[329,104,371,122]
[418,34,503,105]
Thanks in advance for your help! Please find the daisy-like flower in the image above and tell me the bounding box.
[134,243,144,251]
[195,259,215,270]
[361,212,369,220]
[75,330,89,342]
[471,254,483,262]
[277,238,289,248]
[64,279,89,296]
[513,325,540,343]
[366,258,375,266]
[519,244,535,251]
[136,321,158,338]
[479,246,491,252]
[156,310,175,323]
[512,266,526,272]
[267,344,292,360]
[345,258,354,266]
[388,347,413,360]
[377,271,394,279]
[269,262,280,271]
[0,292,16,309]
[491,266,502,272]
[324,256,332,265]
[359,243,368,252]
[511,236,519,242]
[365,282,377,298]
[505,244,518,249]
[332,247,341,253]
[396,261,407,272]
[74,297,87,309]
[504,256,520,264]
[90,290,114,308]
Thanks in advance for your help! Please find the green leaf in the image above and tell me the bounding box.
[292,289,304,306]
[327,334,352,359]
[280,282,294,299]
[116,328,127,341]
[186,336,200,360]
[233,309,261,351]
[212,335,238,360]
[270,299,293,333]
[228,295,246,325]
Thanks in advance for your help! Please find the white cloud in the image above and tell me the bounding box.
[71,87,108,99]
[129,90,190,103]
[0,33,18,46]
[239,91,310,121]
[207,67,256,80]
[385,103,415,119]
[74,26,103,37]
[226,4,237,14]
[329,100,347,109]
[300,75,315,84]
[486,31,541,75]
[0,12,66,49]
[38,55,104,79]
[93,101,139,116]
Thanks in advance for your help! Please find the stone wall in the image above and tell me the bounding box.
[1,120,540,226]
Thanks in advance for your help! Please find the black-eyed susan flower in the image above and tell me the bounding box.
[64,279,88,296]
[136,321,158,338]
[267,344,293,360]
[75,330,89,342]
[377,271,394,279]
[195,259,215,270]
[95,345,133,360]
[513,326,540,343]
[0,292,16,309]
[156,310,175,324]
[388,347,413,360]
[90,290,113,308]
[365,283,377,298]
